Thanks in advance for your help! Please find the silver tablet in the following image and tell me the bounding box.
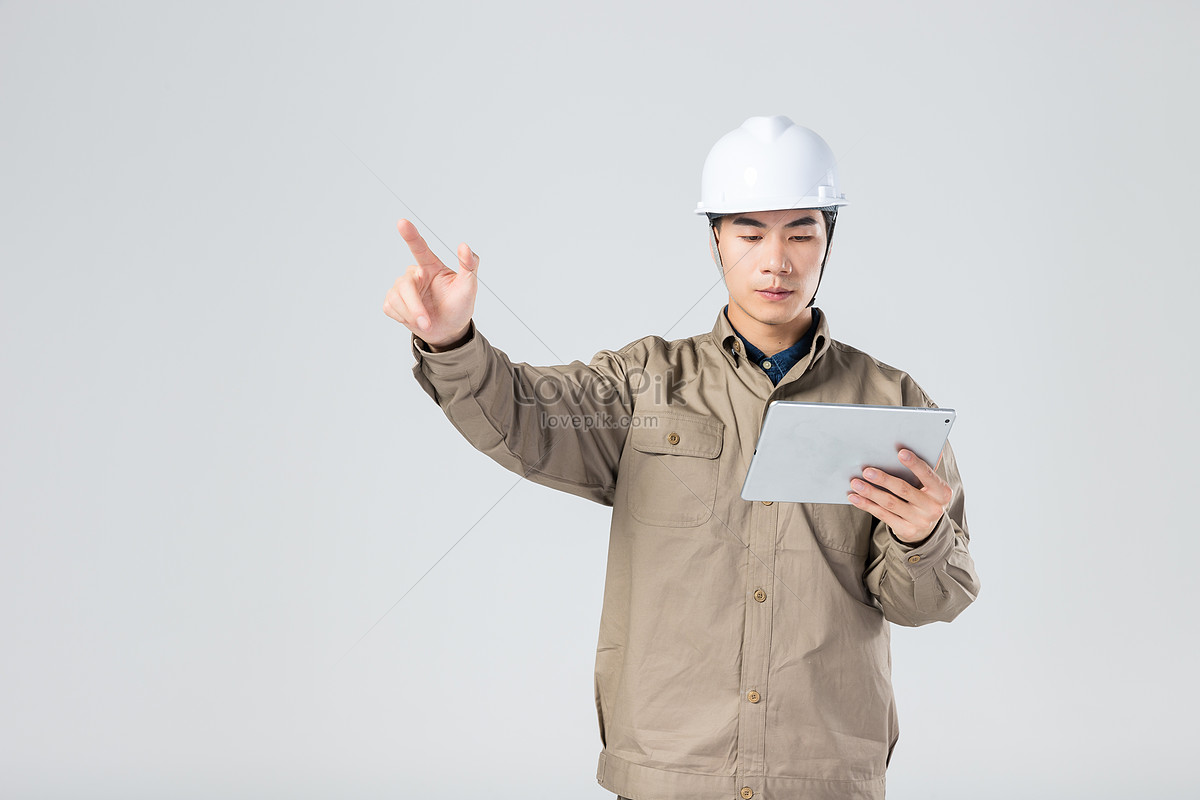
[740,401,956,504]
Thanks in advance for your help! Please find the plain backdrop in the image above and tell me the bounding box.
[2,1,1197,798]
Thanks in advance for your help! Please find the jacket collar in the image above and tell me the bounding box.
[712,305,832,371]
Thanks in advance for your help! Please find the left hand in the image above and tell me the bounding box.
[848,449,953,544]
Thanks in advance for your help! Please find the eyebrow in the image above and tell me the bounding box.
[728,214,819,229]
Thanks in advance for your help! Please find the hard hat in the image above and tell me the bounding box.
[695,116,848,216]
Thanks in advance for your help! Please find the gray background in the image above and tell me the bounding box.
[2,1,1196,797]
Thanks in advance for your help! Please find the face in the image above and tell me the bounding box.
[713,209,828,338]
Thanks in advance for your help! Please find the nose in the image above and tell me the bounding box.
[762,236,791,274]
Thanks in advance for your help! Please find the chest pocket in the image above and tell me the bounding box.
[626,412,724,528]
[812,502,875,557]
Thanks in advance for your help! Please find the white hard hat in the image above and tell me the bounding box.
[695,116,848,215]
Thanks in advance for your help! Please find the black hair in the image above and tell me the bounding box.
[707,207,838,236]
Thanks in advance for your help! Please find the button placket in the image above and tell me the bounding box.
[738,494,776,780]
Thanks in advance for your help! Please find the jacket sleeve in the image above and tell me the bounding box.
[409,320,636,506]
[864,437,981,626]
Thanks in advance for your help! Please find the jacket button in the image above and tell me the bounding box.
[753,588,766,603]
[761,500,773,506]
[747,690,761,703]
[741,788,754,799]
[667,432,680,445]
[908,554,922,563]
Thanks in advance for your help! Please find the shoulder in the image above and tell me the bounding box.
[594,329,716,366]
[825,337,911,380]
[586,330,717,398]
[820,337,938,408]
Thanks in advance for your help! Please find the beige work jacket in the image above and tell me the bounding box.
[410,308,980,800]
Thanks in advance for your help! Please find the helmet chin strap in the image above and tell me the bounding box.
[808,211,836,308]
[709,223,724,279]
[710,214,837,309]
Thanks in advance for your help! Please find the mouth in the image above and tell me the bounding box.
[756,288,794,301]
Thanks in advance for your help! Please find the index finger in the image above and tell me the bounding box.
[397,219,446,271]
[898,448,946,489]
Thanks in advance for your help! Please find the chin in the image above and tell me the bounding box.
[754,297,803,315]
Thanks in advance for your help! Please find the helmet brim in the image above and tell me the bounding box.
[695,197,849,215]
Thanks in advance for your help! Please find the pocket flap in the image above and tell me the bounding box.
[630,413,724,459]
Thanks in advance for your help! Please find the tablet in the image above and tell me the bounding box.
[740,401,956,504]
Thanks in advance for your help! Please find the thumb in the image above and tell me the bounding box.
[457,243,479,277]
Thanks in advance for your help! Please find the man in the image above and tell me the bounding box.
[383,116,980,800]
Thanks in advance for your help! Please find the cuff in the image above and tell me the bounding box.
[410,319,484,379]
[887,512,955,579]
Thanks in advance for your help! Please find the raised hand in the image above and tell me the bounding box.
[382,219,479,350]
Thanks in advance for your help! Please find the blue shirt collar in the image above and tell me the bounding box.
[723,305,821,386]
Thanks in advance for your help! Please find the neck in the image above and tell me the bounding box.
[726,301,814,356]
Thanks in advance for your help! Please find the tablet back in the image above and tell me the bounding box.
[740,401,956,504]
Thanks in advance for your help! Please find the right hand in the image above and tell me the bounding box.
[382,219,479,348]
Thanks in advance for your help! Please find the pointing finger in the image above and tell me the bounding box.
[397,219,446,272]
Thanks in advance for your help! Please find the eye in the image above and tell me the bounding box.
[739,235,763,242]
[790,235,813,242]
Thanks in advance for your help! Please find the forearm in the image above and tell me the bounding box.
[420,323,473,353]
[865,513,979,626]
[410,321,634,505]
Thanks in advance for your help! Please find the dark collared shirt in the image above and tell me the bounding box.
[725,305,821,386]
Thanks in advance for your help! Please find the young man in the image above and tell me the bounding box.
[383,116,979,800]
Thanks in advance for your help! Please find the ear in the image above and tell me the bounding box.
[709,223,723,270]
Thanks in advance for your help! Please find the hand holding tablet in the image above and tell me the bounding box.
[847,446,955,544]
[740,402,956,511]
